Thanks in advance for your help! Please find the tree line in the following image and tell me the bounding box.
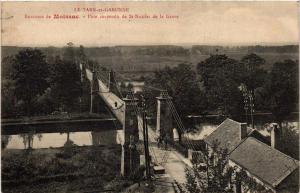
[2,45,298,126]
[2,43,90,118]
[144,53,299,160]
[145,53,298,126]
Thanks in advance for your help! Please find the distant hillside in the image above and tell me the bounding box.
[2,45,298,78]
[191,45,298,55]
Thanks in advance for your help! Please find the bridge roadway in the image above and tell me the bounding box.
[85,68,125,124]
[149,127,191,184]
[137,116,192,191]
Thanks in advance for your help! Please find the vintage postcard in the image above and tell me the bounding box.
[1,1,299,193]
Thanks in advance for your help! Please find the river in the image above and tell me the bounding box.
[185,120,298,140]
[2,130,124,149]
[3,118,298,150]
[123,81,144,93]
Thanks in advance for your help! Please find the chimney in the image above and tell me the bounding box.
[240,123,248,140]
[271,123,280,149]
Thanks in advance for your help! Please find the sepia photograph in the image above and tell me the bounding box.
[1,1,299,193]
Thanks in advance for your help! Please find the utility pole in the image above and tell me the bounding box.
[90,63,95,114]
[243,91,249,124]
[249,90,255,129]
[145,115,150,178]
[129,135,135,173]
[142,96,151,179]
[240,84,255,129]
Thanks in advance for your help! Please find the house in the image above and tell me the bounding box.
[204,118,299,193]
[204,118,249,153]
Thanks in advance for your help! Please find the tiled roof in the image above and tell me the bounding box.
[230,137,299,188]
[204,118,243,152]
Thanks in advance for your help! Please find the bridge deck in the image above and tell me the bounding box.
[85,68,125,124]
[136,116,190,184]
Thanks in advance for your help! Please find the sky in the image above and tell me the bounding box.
[1,1,299,47]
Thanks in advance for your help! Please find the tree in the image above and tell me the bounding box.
[1,79,17,117]
[146,63,206,117]
[77,45,87,112]
[2,56,15,79]
[277,125,299,160]
[1,135,11,149]
[258,60,298,125]
[241,53,265,69]
[35,88,56,115]
[240,53,267,93]
[197,55,244,119]
[181,141,234,193]
[78,45,87,63]
[19,129,42,150]
[11,49,49,116]
[235,169,265,193]
[49,57,82,112]
[63,42,76,63]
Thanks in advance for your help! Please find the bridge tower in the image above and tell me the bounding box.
[156,91,173,142]
[121,92,140,176]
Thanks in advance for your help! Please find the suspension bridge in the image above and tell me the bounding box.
[80,61,202,188]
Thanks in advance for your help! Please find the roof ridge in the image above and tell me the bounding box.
[227,118,241,124]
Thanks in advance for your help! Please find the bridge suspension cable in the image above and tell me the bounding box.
[86,64,199,166]
[161,91,198,151]
[96,68,124,98]
[168,100,198,151]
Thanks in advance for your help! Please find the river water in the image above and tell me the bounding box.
[185,121,298,140]
[3,120,298,150]
[122,81,144,93]
[3,130,124,150]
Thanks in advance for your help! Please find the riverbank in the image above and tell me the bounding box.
[2,145,123,193]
